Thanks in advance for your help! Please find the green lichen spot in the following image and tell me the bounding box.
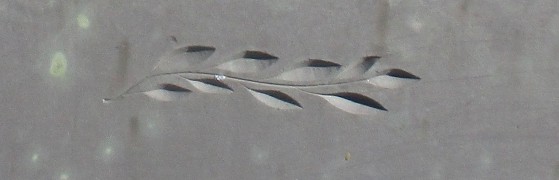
[31,153,39,162]
[104,147,113,155]
[50,52,67,77]
[59,173,69,180]
[77,14,90,29]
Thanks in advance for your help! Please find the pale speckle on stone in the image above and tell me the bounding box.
[480,150,493,170]
[431,163,443,180]
[77,14,90,29]
[31,153,39,162]
[50,51,67,77]
[250,146,269,164]
[409,18,423,33]
[60,173,69,180]
[104,147,113,155]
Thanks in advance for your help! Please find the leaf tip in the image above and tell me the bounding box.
[384,69,420,80]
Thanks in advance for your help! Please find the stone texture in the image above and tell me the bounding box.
[1,0,559,179]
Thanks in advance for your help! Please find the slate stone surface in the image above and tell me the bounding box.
[2,0,559,179]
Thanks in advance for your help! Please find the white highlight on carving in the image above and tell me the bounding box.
[215,74,226,81]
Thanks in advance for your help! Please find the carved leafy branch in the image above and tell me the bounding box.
[103,44,420,115]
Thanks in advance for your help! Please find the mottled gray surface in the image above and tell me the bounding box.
[2,0,559,179]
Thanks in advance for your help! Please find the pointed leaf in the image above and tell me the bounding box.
[314,92,386,114]
[216,51,278,73]
[242,50,278,60]
[246,88,302,110]
[160,83,191,92]
[337,56,380,79]
[171,45,216,63]
[181,77,233,94]
[274,59,342,82]
[368,69,420,89]
[143,83,191,102]
[153,45,216,73]
[384,69,420,79]
[305,59,342,67]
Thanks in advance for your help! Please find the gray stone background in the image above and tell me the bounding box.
[2,0,559,179]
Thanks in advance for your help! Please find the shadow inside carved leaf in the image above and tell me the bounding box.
[306,59,342,67]
[313,92,386,115]
[337,56,380,79]
[385,69,420,79]
[143,83,191,102]
[159,83,191,92]
[274,59,342,82]
[154,45,216,73]
[184,45,216,53]
[368,69,420,89]
[172,45,216,64]
[354,56,380,73]
[242,50,278,60]
[332,93,387,111]
[216,51,278,73]
[362,56,380,68]
[181,77,233,94]
[246,88,302,110]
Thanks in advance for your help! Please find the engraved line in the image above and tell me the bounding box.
[103,71,374,102]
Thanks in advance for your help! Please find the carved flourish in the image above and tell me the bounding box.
[103,44,420,115]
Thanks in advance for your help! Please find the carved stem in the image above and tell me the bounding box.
[103,71,373,102]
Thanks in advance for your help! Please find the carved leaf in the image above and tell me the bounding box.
[142,83,191,102]
[274,59,342,82]
[384,69,421,79]
[180,77,233,94]
[153,45,216,73]
[337,56,380,79]
[313,92,386,114]
[216,51,278,73]
[246,88,302,110]
[368,69,420,89]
